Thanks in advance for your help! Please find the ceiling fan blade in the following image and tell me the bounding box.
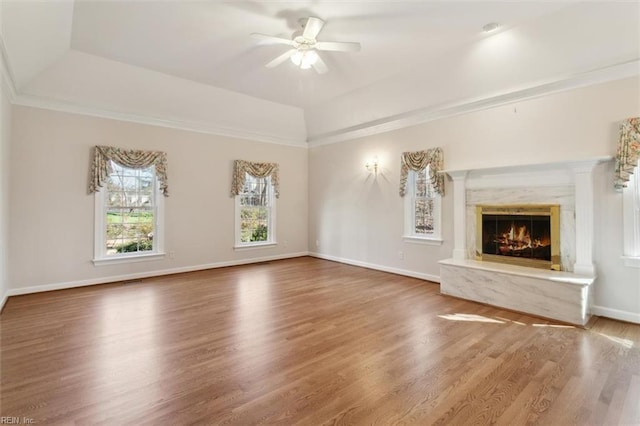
[265,49,296,68]
[251,33,295,46]
[302,17,325,39]
[311,54,328,74]
[316,41,361,52]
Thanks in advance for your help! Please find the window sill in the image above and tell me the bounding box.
[234,242,278,251]
[622,256,640,268]
[93,252,166,266]
[402,236,443,246]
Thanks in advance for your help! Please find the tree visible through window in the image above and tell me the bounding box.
[237,173,275,244]
[405,165,442,242]
[103,162,157,255]
[414,167,436,234]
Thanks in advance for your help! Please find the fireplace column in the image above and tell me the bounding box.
[571,160,601,276]
[448,170,468,260]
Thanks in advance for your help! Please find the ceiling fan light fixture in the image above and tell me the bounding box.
[290,51,303,66]
[255,16,357,74]
[291,49,318,69]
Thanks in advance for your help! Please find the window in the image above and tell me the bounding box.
[94,161,164,264]
[404,165,442,244]
[622,164,640,267]
[235,173,276,248]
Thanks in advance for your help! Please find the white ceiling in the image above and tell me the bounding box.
[1,1,638,145]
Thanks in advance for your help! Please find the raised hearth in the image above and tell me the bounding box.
[439,259,594,325]
[440,158,610,326]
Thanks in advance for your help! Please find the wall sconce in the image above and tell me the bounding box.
[365,157,379,174]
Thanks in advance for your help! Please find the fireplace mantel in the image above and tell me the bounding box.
[441,156,612,188]
[441,156,612,274]
[438,157,611,326]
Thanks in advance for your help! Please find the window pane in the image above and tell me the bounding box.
[237,173,272,244]
[240,206,269,242]
[415,198,434,234]
[414,168,436,198]
[415,169,428,197]
[104,161,156,256]
[241,174,269,207]
[409,164,439,237]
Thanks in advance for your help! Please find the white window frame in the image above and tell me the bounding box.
[622,164,640,268]
[93,163,165,265]
[403,166,442,245]
[234,174,277,249]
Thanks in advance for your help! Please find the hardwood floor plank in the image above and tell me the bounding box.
[1,257,638,425]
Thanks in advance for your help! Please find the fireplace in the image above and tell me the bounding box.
[476,205,560,270]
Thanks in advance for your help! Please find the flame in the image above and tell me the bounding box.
[496,223,549,251]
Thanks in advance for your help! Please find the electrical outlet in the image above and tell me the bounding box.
[315,240,320,248]
[169,251,175,259]
[398,251,404,260]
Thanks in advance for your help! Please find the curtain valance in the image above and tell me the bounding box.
[88,145,169,196]
[614,117,640,190]
[231,160,280,198]
[399,147,444,196]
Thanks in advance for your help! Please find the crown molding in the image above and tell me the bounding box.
[5,46,638,149]
[0,32,306,147]
[307,59,640,147]
[12,93,308,148]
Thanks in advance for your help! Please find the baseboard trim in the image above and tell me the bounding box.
[591,305,640,324]
[5,252,310,298]
[5,254,637,324]
[309,252,440,283]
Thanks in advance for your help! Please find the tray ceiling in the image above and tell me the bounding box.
[1,1,638,145]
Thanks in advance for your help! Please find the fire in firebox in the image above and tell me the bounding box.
[482,215,551,261]
[476,204,560,270]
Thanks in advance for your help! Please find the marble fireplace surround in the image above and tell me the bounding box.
[439,157,611,326]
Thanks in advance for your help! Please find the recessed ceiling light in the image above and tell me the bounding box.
[483,22,500,33]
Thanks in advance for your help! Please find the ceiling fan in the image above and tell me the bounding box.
[251,17,361,74]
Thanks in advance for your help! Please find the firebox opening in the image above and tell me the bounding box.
[482,215,551,260]
[476,205,560,270]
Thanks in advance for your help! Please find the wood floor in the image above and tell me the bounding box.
[1,257,639,425]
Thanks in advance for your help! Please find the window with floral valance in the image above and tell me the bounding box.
[89,145,169,196]
[614,117,640,190]
[89,145,168,264]
[231,160,279,198]
[400,148,444,244]
[616,117,640,267]
[231,160,279,248]
[399,147,444,197]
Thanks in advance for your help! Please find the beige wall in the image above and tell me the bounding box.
[5,77,640,321]
[0,82,11,305]
[309,77,640,318]
[9,106,308,290]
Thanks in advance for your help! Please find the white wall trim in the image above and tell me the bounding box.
[309,252,440,283]
[307,60,640,147]
[464,167,575,190]
[621,256,640,268]
[4,252,309,299]
[444,156,613,190]
[591,305,640,324]
[5,55,636,150]
[4,253,638,325]
[11,93,307,148]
